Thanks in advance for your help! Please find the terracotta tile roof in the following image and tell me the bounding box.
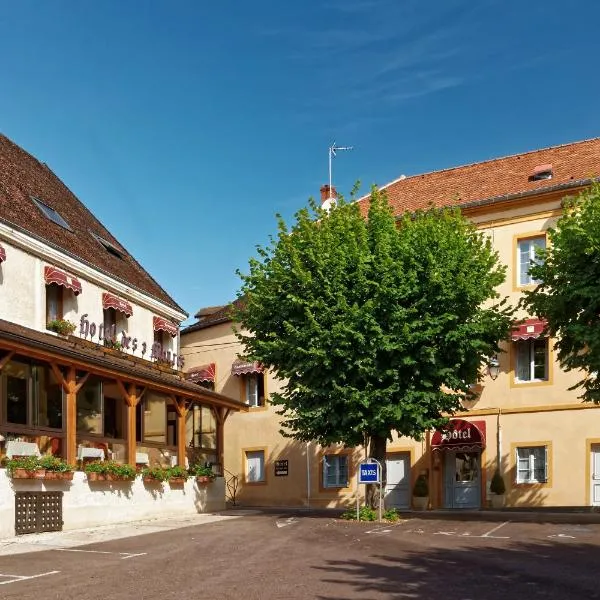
[182,299,245,333]
[0,318,246,410]
[356,137,600,216]
[0,134,184,314]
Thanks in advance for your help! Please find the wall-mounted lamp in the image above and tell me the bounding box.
[487,355,500,381]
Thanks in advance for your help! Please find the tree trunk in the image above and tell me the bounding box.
[365,434,387,509]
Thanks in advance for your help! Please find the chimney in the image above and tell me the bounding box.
[320,184,337,205]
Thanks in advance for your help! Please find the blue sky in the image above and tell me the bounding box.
[1,1,599,323]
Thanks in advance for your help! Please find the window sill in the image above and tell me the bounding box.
[244,480,267,486]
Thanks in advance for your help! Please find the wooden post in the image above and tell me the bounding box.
[0,351,15,372]
[117,381,140,467]
[212,407,231,474]
[51,363,89,465]
[173,397,190,468]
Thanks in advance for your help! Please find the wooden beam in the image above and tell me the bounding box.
[0,351,15,372]
[50,361,69,394]
[126,384,138,466]
[177,409,187,468]
[73,372,90,394]
[65,367,77,465]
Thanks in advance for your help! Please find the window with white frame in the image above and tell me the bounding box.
[516,446,548,483]
[515,338,548,382]
[244,374,265,407]
[517,236,546,287]
[245,450,265,483]
[323,454,349,488]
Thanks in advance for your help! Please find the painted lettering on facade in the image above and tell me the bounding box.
[79,314,184,369]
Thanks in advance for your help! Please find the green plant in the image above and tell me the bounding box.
[105,461,136,480]
[490,470,506,495]
[141,466,170,482]
[340,506,378,521]
[168,465,189,480]
[189,463,216,479]
[39,455,73,472]
[84,461,107,474]
[413,474,429,498]
[382,508,401,522]
[5,456,41,474]
[104,338,123,351]
[47,319,77,336]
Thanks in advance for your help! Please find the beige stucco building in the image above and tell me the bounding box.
[181,138,600,511]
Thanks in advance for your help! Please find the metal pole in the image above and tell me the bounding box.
[356,455,360,521]
[378,462,383,523]
[329,145,333,198]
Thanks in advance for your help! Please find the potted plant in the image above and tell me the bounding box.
[412,474,429,510]
[38,455,74,480]
[47,319,77,336]
[6,456,45,479]
[141,466,169,484]
[490,469,506,508]
[190,463,216,484]
[167,465,189,486]
[84,461,107,482]
[105,461,136,482]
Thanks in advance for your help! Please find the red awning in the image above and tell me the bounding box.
[153,316,178,338]
[102,292,133,317]
[186,363,216,383]
[44,265,82,295]
[512,318,547,341]
[431,419,486,452]
[231,359,263,376]
[0,244,5,263]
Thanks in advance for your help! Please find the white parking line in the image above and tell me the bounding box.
[53,548,147,560]
[481,521,510,538]
[0,571,60,586]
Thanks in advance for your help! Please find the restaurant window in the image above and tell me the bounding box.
[34,365,63,429]
[517,236,546,287]
[245,449,265,483]
[77,377,103,435]
[46,283,63,326]
[167,405,177,447]
[185,405,216,449]
[4,360,30,425]
[323,454,349,488]
[516,446,548,484]
[515,338,548,382]
[142,391,167,444]
[244,373,265,407]
[103,395,124,439]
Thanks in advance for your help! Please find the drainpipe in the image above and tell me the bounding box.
[306,442,311,509]
[497,410,502,471]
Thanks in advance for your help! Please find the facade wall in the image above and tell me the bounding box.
[182,189,600,510]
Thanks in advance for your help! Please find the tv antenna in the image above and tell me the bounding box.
[328,141,353,200]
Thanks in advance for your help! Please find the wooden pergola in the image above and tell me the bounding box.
[0,319,247,468]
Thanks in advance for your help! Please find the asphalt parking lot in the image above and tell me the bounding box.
[1,512,600,599]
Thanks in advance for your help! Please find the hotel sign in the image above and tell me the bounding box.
[78,314,184,369]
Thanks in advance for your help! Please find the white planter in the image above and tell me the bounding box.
[490,494,505,509]
[412,496,429,511]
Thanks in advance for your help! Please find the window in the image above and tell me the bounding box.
[143,392,167,444]
[46,284,63,325]
[103,308,120,343]
[323,454,349,488]
[244,374,265,407]
[77,377,103,434]
[31,196,72,230]
[245,449,265,483]
[5,360,30,425]
[34,365,63,429]
[517,236,546,287]
[516,446,548,483]
[167,405,177,447]
[90,231,124,259]
[186,405,217,449]
[515,338,548,382]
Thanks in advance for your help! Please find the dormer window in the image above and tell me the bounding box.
[90,231,124,259]
[530,164,553,181]
[31,196,72,231]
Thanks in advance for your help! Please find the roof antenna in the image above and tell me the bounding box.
[328,141,353,203]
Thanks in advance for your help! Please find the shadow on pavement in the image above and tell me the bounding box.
[313,539,599,600]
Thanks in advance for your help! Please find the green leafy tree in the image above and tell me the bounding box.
[235,188,513,505]
[522,183,600,403]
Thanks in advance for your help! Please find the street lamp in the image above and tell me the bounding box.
[487,355,500,381]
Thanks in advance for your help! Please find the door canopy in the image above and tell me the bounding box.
[431,419,486,452]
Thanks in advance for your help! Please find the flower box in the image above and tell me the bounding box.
[196,475,213,485]
[168,477,187,486]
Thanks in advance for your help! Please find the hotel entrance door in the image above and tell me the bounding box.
[444,451,481,509]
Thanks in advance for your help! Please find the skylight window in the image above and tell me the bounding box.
[90,231,124,259]
[31,196,72,231]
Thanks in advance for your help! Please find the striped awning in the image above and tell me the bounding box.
[153,316,178,338]
[512,318,547,341]
[102,292,133,317]
[44,265,82,295]
[231,359,263,376]
[0,244,5,263]
[186,363,216,383]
